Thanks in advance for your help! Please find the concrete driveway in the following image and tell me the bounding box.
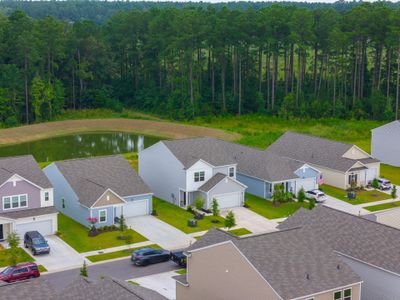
[323,195,369,215]
[130,270,178,300]
[23,235,84,272]
[221,207,279,234]
[126,216,195,250]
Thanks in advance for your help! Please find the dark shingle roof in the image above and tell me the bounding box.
[279,205,400,276]
[186,228,361,299]
[198,173,227,192]
[0,206,57,219]
[54,155,151,207]
[162,137,309,182]
[0,278,57,300]
[267,131,378,172]
[0,155,52,189]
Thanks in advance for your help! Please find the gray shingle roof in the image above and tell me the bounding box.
[54,155,151,207]
[186,228,361,299]
[198,173,227,192]
[267,131,378,172]
[0,155,52,189]
[162,137,308,182]
[0,278,57,300]
[0,206,57,220]
[279,205,400,276]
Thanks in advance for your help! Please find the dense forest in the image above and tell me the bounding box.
[0,2,399,126]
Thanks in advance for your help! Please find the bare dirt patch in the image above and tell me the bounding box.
[0,119,240,145]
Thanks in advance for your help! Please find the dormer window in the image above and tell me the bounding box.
[194,171,205,182]
[229,167,235,177]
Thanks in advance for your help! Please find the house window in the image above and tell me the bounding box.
[99,210,107,223]
[229,167,235,177]
[194,171,205,182]
[44,192,49,201]
[3,194,28,210]
[348,174,358,185]
[334,291,342,300]
[343,288,351,300]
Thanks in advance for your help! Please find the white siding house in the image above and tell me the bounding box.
[371,120,400,167]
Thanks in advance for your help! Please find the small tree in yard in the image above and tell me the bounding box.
[309,198,315,210]
[298,187,306,203]
[194,196,205,211]
[7,232,20,266]
[392,185,398,199]
[212,198,220,217]
[80,261,88,277]
[124,234,133,250]
[225,210,236,231]
[372,178,379,189]
[119,214,126,232]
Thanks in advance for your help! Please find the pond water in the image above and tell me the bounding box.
[0,132,161,162]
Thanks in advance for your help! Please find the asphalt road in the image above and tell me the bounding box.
[43,258,179,291]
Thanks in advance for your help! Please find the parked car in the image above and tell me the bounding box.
[131,248,170,266]
[170,251,187,267]
[306,189,327,203]
[0,262,40,283]
[24,231,50,255]
[377,178,392,190]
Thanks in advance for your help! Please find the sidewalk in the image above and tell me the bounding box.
[357,198,399,208]
[81,240,154,257]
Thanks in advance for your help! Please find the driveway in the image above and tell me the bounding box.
[130,270,178,300]
[126,216,195,250]
[323,195,369,215]
[221,207,279,234]
[23,235,84,272]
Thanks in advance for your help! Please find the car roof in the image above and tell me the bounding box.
[16,262,37,267]
[26,231,43,238]
[135,248,156,252]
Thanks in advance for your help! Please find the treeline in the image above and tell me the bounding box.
[0,3,400,126]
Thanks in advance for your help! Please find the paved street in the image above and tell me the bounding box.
[43,257,179,291]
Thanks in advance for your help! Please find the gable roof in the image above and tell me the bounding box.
[371,120,400,133]
[278,205,400,276]
[267,131,378,172]
[161,137,312,182]
[187,228,361,300]
[54,155,151,207]
[0,155,52,189]
[0,278,57,300]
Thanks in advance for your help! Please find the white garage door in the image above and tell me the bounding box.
[15,220,53,237]
[299,179,317,193]
[214,192,241,209]
[366,168,377,183]
[123,199,149,217]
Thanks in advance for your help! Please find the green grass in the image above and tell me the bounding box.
[176,269,187,275]
[228,228,252,236]
[38,265,47,272]
[381,164,400,186]
[245,193,308,219]
[153,197,225,233]
[0,248,34,267]
[86,244,160,263]
[365,201,400,212]
[128,281,140,286]
[57,213,148,253]
[320,185,391,205]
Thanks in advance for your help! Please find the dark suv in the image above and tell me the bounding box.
[24,231,50,255]
[0,262,40,283]
[131,248,170,266]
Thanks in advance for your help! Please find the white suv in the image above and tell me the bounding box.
[306,189,327,203]
[377,178,392,190]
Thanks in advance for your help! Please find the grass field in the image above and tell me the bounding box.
[57,213,148,253]
[320,185,391,205]
[86,244,160,263]
[365,201,400,212]
[228,228,252,236]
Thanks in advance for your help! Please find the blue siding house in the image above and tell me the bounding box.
[44,155,152,228]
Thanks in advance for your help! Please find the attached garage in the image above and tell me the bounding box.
[296,178,318,194]
[122,199,150,217]
[214,192,241,209]
[15,214,57,237]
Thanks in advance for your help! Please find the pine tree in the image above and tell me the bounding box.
[225,210,236,231]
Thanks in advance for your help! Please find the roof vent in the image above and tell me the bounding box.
[306,273,310,280]
[337,264,341,270]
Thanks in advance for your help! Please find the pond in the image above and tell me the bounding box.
[0,132,162,162]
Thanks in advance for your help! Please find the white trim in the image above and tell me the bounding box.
[98,209,107,223]
[2,194,29,210]
[202,176,247,194]
[0,173,45,190]
[178,188,187,208]
[90,188,126,208]
[290,282,361,300]
[293,163,321,176]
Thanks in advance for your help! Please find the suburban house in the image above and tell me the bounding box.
[279,205,400,300]
[0,155,57,241]
[175,227,362,300]
[267,131,380,190]
[371,120,400,166]
[139,137,320,209]
[0,276,167,300]
[44,155,152,228]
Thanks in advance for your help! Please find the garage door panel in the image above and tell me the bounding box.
[300,179,317,193]
[214,193,240,209]
[123,199,149,217]
[16,220,52,237]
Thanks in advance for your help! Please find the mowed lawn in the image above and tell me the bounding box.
[245,194,308,219]
[153,197,225,233]
[57,213,147,253]
[365,201,400,212]
[0,247,34,267]
[320,185,390,205]
[86,244,160,263]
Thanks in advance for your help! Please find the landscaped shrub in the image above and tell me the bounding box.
[392,185,397,199]
[151,208,158,216]
[194,196,205,210]
[298,188,306,203]
[225,210,236,230]
[372,178,379,189]
[309,198,315,210]
[187,205,194,214]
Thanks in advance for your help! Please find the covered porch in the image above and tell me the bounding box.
[0,217,14,241]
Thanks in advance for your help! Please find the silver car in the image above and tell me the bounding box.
[306,189,327,203]
[377,178,392,190]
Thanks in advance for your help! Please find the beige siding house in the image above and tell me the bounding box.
[267,131,380,190]
[175,228,362,300]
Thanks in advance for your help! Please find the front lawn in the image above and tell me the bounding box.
[58,213,148,253]
[86,244,160,263]
[228,228,252,236]
[153,197,225,233]
[365,201,400,212]
[0,247,34,267]
[245,194,308,219]
[320,185,390,205]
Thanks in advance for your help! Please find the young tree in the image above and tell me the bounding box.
[80,261,88,277]
[194,196,205,211]
[309,198,315,210]
[119,214,126,232]
[211,198,220,217]
[297,187,306,203]
[372,178,379,189]
[7,232,20,266]
[224,210,236,230]
[392,185,398,199]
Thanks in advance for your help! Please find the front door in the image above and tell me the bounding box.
[0,224,3,241]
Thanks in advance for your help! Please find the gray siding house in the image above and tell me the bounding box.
[139,137,320,209]
[0,155,57,240]
[44,155,152,228]
[371,120,400,167]
[279,205,400,300]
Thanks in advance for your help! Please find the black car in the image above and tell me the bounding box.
[170,251,187,267]
[131,248,170,266]
[24,231,50,255]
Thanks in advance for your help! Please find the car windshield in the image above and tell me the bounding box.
[2,267,14,275]
[32,238,45,245]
